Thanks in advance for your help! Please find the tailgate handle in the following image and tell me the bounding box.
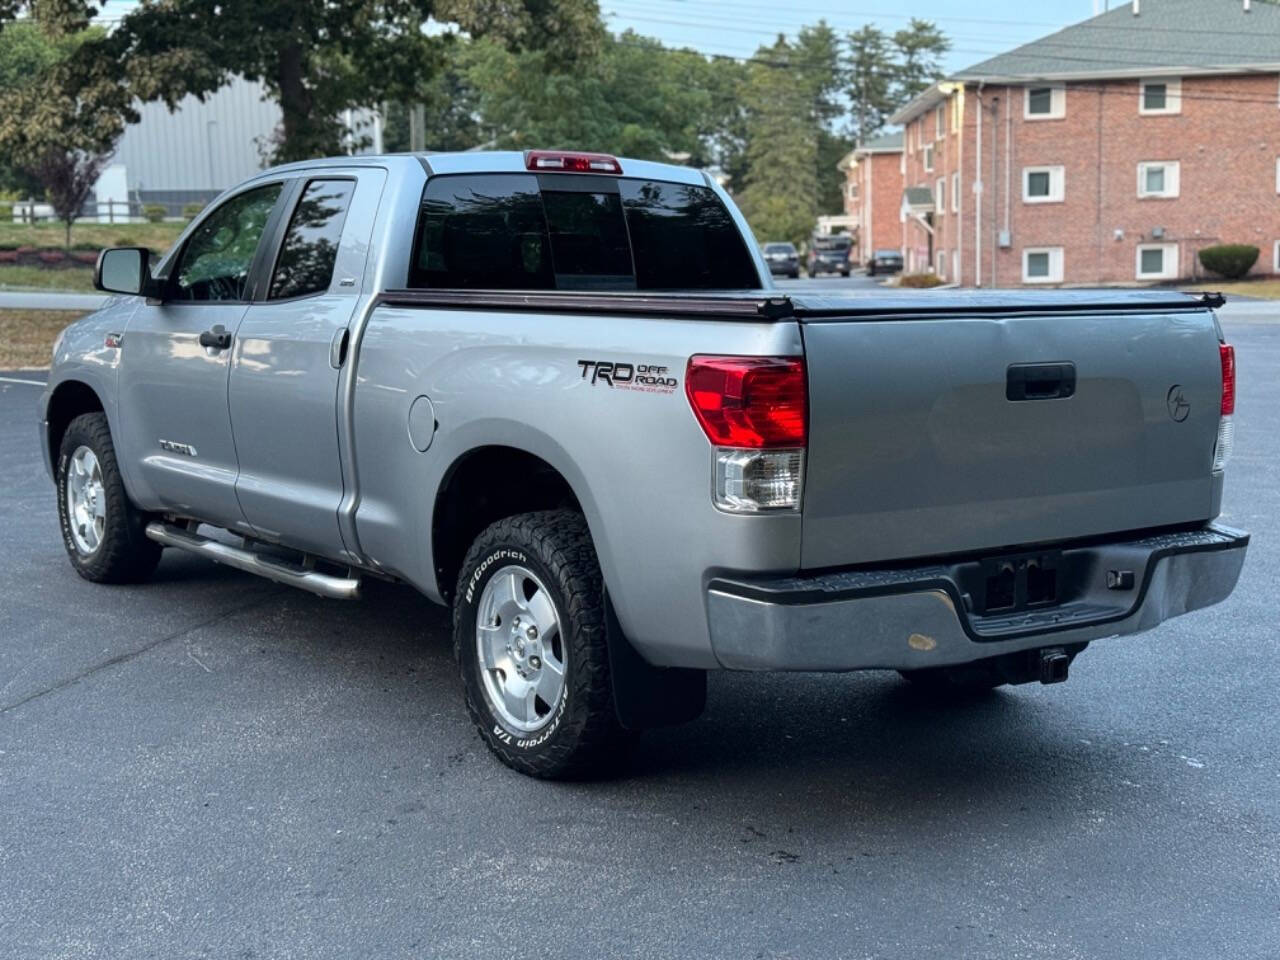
[1007,362,1076,401]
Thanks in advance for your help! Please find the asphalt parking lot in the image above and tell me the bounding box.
[1,304,1277,959]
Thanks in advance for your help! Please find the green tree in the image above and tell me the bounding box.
[26,0,604,164]
[891,18,950,105]
[736,37,817,247]
[847,24,894,145]
[460,31,743,167]
[0,20,128,244]
[791,23,850,215]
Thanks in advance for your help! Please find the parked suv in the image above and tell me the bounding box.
[762,242,800,279]
[807,234,852,277]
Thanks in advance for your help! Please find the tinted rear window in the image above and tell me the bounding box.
[409,174,758,291]
[412,174,553,290]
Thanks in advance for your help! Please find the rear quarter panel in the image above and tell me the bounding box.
[351,307,803,668]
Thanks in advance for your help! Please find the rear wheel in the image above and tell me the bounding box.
[56,412,162,583]
[453,510,628,779]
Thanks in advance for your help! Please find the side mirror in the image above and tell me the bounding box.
[94,247,158,296]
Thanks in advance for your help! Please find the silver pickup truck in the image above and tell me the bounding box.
[40,150,1248,778]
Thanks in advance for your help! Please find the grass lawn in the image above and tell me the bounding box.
[0,264,96,291]
[0,220,184,253]
[1183,280,1280,300]
[0,309,87,370]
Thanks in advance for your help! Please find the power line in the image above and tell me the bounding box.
[608,35,1280,109]
[609,0,1280,39]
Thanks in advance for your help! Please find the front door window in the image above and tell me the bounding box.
[170,185,282,302]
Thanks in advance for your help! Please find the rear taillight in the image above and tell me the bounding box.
[525,150,622,174]
[1213,341,1235,472]
[1219,343,1235,415]
[686,356,806,512]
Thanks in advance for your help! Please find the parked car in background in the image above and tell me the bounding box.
[867,248,904,276]
[807,234,852,277]
[762,242,799,279]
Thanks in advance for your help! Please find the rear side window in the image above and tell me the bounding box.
[411,174,552,289]
[269,179,355,299]
[619,179,758,289]
[410,174,759,291]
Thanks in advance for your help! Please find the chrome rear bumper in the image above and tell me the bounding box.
[706,524,1249,671]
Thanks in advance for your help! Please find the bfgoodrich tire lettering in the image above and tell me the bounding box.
[56,412,162,584]
[453,510,628,779]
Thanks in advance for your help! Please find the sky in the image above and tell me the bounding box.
[94,0,1111,75]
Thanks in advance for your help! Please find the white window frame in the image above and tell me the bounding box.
[936,248,946,278]
[1139,77,1182,115]
[1274,239,1280,272]
[1024,84,1066,120]
[1137,161,1180,198]
[1275,156,1280,193]
[1022,246,1064,284]
[1022,165,1065,204]
[951,171,960,212]
[923,143,935,172]
[935,104,945,140]
[935,177,945,214]
[1136,242,1179,280]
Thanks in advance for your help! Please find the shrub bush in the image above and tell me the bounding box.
[182,202,204,220]
[0,203,11,223]
[898,272,944,288]
[1198,244,1258,280]
[142,204,167,223]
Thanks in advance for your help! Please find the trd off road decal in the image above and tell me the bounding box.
[577,360,678,394]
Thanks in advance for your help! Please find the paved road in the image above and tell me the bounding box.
[1,311,1277,959]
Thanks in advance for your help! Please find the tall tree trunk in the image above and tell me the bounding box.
[274,43,330,162]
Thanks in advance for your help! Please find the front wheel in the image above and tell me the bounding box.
[56,412,162,583]
[453,510,627,778]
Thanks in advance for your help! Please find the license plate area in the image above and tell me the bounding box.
[978,551,1061,615]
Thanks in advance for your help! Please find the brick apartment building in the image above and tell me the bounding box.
[888,0,1280,287]
[837,132,903,266]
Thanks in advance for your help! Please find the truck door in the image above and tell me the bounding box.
[228,170,385,559]
[117,182,287,530]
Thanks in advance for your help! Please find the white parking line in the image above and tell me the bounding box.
[0,376,46,387]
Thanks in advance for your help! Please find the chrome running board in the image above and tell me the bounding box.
[144,522,361,600]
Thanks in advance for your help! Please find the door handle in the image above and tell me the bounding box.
[198,325,233,351]
[1006,362,1076,401]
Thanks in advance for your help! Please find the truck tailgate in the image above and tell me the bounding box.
[799,307,1223,569]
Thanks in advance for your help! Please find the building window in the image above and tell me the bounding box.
[1274,239,1280,272]
[1022,165,1065,203]
[1024,84,1065,120]
[936,248,946,279]
[1275,157,1280,193]
[1140,77,1182,115]
[935,104,945,140]
[1023,247,1064,284]
[1136,242,1178,280]
[935,177,945,214]
[951,171,960,212]
[1138,161,1180,198]
[923,144,935,172]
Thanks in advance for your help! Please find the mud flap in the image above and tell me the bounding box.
[604,590,706,731]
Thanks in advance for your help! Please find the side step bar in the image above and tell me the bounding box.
[144,522,361,600]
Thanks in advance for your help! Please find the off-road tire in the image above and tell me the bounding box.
[56,412,162,583]
[453,510,628,779]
